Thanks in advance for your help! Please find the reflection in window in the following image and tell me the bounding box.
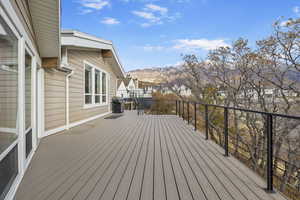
[0,16,19,200]
[85,65,92,104]
[0,17,18,154]
[95,70,101,104]
[0,145,18,199]
[102,72,107,103]
[25,52,31,130]
[25,51,32,158]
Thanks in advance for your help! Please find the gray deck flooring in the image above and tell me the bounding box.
[15,111,287,200]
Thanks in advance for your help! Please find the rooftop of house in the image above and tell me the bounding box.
[117,77,139,89]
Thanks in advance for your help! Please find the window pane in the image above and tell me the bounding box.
[0,17,18,155]
[85,95,92,104]
[85,66,92,94]
[102,72,106,94]
[25,52,32,131]
[95,95,100,104]
[0,145,18,199]
[102,95,107,103]
[95,70,100,94]
[25,129,32,158]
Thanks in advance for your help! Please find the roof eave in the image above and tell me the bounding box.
[29,0,61,58]
[61,30,125,78]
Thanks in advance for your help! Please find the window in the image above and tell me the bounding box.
[102,72,107,103]
[0,16,19,200]
[25,51,32,158]
[0,17,18,154]
[84,62,108,107]
[25,52,32,131]
[85,65,92,104]
[95,70,101,104]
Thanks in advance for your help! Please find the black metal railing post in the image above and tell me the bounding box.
[266,114,274,192]
[176,100,178,115]
[179,101,181,117]
[187,102,190,124]
[205,105,209,140]
[182,101,185,120]
[224,108,229,157]
[194,102,197,131]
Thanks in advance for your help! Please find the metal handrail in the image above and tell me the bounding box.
[182,101,300,120]
[173,99,300,194]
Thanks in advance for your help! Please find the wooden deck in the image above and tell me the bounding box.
[15,111,287,200]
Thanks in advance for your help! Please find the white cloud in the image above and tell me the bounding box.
[80,9,93,14]
[143,45,165,51]
[132,4,180,27]
[173,39,230,51]
[145,4,168,15]
[293,6,300,14]
[101,17,120,25]
[280,20,292,27]
[132,11,160,22]
[78,0,110,14]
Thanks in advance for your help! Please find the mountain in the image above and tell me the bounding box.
[128,66,181,84]
[128,65,300,88]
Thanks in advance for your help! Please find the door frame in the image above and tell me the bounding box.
[24,45,37,169]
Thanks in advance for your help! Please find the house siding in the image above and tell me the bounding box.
[44,69,66,131]
[10,0,36,48]
[43,49,118,133]
[68,49,117,124]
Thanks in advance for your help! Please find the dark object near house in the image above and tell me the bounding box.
[112,97,124,113]
[105,114,123,119]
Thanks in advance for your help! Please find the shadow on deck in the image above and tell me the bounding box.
[15,111,287,200]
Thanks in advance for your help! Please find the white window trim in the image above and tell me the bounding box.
[83,61,109,109]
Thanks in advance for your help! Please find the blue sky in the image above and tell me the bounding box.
[62,0,300,71]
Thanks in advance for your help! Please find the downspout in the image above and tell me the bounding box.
[59,47,73,130]
[66,70,74,130]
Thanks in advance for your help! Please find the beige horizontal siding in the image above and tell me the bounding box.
[44,69,66,131]
[68,49,117,124]
[109,74,117,108]
[44,49,119,132]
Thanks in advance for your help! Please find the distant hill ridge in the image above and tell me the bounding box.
[128,66,300,86]
[128,66,180,84]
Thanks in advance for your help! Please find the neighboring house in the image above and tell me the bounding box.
[0,1,125,200]
[116,78,152,98]
[177,85,192,96]
[138,81,156,97]
[160,84,192,97]
[219,87,299,101]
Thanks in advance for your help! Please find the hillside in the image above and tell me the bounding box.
[128,66,181,84]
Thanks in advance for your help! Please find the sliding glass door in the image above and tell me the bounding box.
[0,16,19,200]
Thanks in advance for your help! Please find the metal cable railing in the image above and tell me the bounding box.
[148,99,300,200]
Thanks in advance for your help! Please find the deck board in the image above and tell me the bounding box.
[15,112,288,200]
